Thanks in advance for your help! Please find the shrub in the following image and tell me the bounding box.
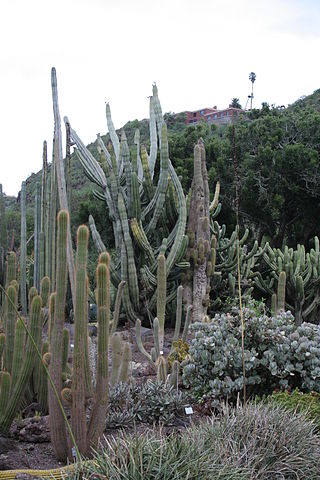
[106,381,188,427]
[182,307,320,401]
[264,389,320,427]
[67,402,320,479]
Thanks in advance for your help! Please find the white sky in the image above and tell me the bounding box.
[1,0,320,196]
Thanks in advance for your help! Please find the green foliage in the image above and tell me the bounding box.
[107,381,187,427]
[263,389,320,426]
[182,307,320,401]
[67,402,320,480]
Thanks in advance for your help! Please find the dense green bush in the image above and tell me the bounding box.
[68,403,320,479]
[264,389,320,427]
[182,307,320,401]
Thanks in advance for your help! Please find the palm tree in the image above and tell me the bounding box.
[249,72,256,110]
[231,98,242,109]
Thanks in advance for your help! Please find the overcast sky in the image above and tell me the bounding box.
[1,0,319,196]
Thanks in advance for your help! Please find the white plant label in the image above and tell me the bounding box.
[72,446,77,458]
[185,406,193,415]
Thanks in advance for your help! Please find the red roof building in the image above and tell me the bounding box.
[185,105,244,125]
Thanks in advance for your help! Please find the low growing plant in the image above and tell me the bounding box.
[263,389,320,427]
[66,402,320,479]
[106,381,188,427]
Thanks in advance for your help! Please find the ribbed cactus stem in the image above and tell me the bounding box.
[4,285,16,373]
[28,286,38,311]
[39,340,49,413]
[48,292,55,344]
[34,182,41,291]
[20,181,27,315]
[153,317,161,358]
[156,356,167,383]
[157,254,166,350]
[111,280,126,334]
[172,286,183,347]
[62,328,69,375]
[48,139,57,288]
[48,210,69,461]
[271,293,277,316]
[40,276,50,308]
[182,305,192,343]
[168,360,179,388]
[75,226,92,397]
[0,296,42,434]
[87,259,110,451]
[6,252,16,287]
[71,262,88,455]
[110,332,123,387]
[0,372,11,424]
[277,271,286,311]
[10,318,25,390]
[0,333,5,362]
[118,342,131,383]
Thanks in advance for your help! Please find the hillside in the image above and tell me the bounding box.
[3,87,320,250]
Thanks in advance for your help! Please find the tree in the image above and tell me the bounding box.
[249,72,256,110]
[231,98,242,109]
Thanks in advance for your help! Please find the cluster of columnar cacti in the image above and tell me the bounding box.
[66,84,187,323]
[47,211,130,461]
[0,252,49,434]
[136,253,191,384]
[253,238,320,324]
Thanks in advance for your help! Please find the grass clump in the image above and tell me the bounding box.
[67,402,320,479]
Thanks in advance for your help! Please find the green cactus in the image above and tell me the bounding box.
[20,181,27,315]
[40,276,50,308]
[72,225,89,454]
[66,85,187,325]
[34,183,41,291]
[136,261,190,384]
[48,210,69,461]
[0,295,42,434]
[253,238,320,324]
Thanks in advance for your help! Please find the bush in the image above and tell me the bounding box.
[68,403,320,479]
[182,307,320,401]
[264,389,320,427]
[106,381,188,427]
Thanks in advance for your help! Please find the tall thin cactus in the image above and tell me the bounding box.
[48,210,69,461]
[20,181,27,315]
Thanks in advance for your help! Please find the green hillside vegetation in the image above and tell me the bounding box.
[3,88,320,253]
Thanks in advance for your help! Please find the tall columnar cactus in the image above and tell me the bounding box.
[72,225,89,454]
[48,210,69,461]
[34,182,41,292]
[47,213,129,460]
[65,84,187,324]
[40,140,48,281]
[48,138,57,288]
[183,139,211,323]
[0,184,7,292]
[51,68,75,308]
[20,181,27,315]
